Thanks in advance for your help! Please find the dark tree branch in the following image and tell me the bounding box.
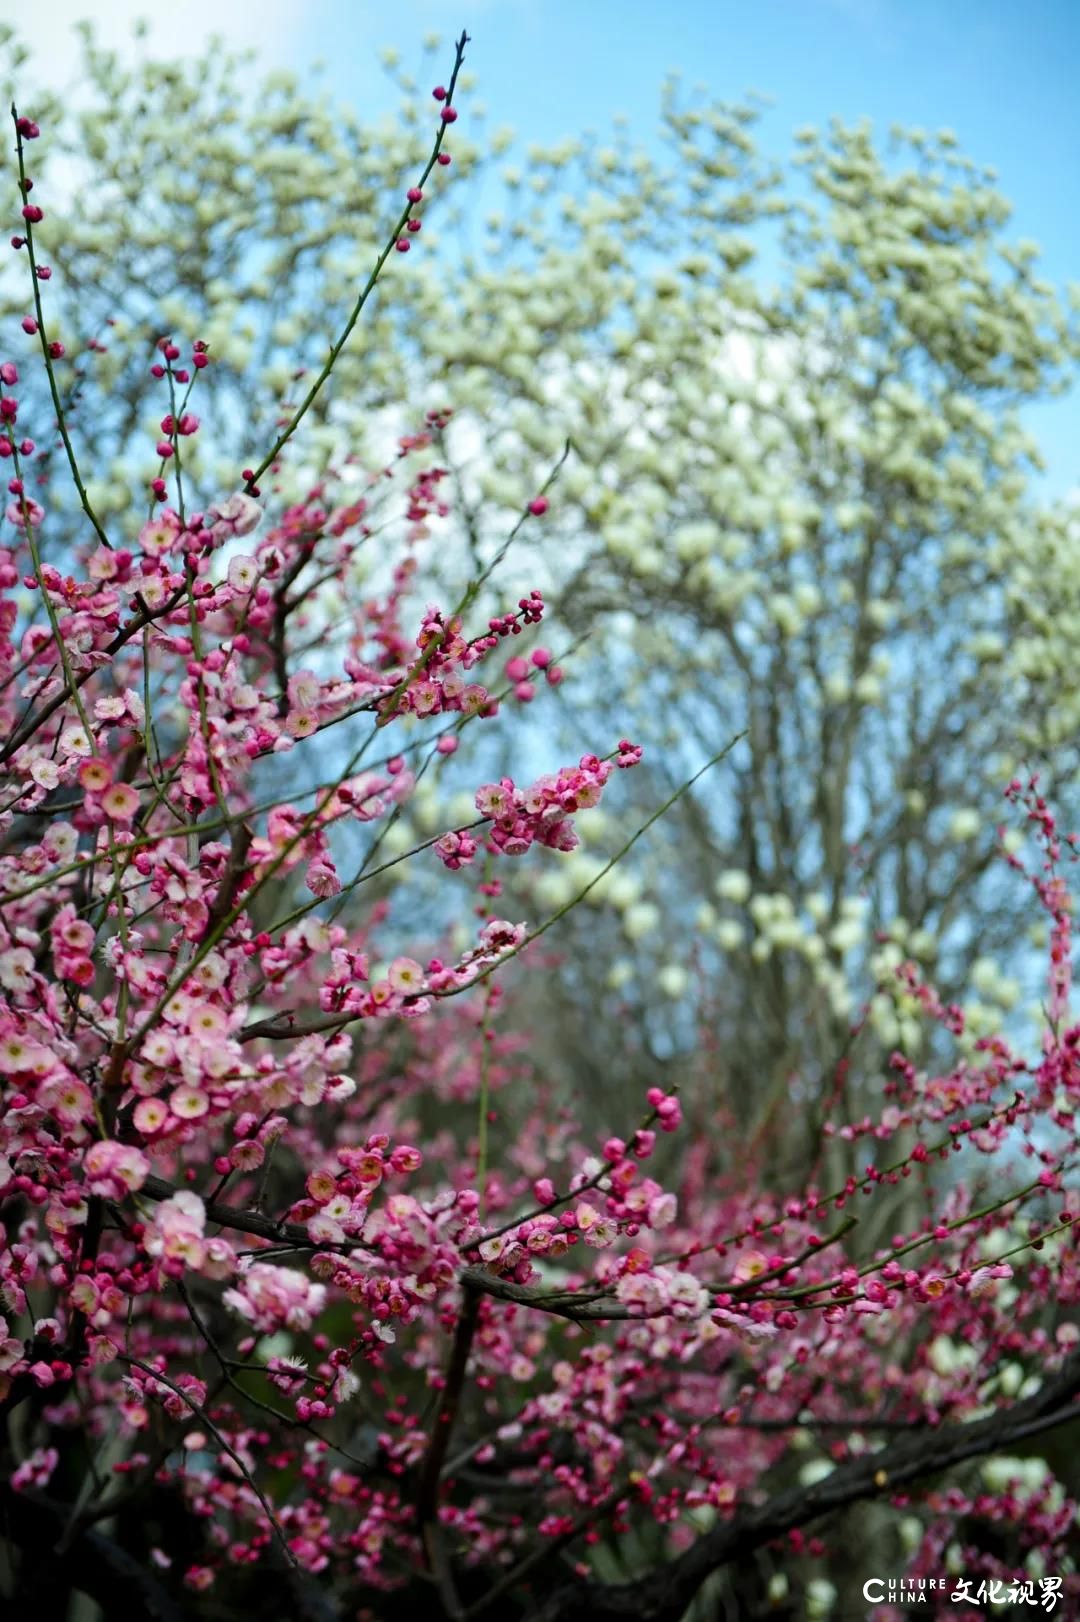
[0,1482,185,1621]
[528,1349,1080,1622]
[201,819,254,938]
[461,1266,648,1322]
[416,1278,482,1620]
[138,1173,370,1253]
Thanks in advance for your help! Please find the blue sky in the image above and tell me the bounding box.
[31,0,1080,491]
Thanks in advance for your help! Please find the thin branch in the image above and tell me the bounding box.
[120,1354,298,1569]
[138,1173,370,1254]
[11,105,112,550]
[241,32,469,493]
[461,1265,662,1323]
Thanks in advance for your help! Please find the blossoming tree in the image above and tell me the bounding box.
[3,19,1079,1168]
[3,26,1080,1622]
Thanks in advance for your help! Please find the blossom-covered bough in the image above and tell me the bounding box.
[3,29,1080,1622]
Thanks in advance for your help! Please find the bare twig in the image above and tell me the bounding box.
[120,1354,298,1569]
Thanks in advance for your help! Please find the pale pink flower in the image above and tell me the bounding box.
[223,1261,326,1333]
